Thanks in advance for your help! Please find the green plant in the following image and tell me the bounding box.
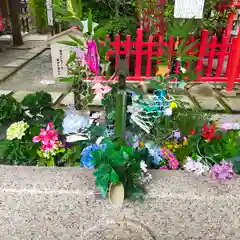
[29,0,47,32]
[21,91,65,131]
[0,95,22,125]
[92,140,144,201]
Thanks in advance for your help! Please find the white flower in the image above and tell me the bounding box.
[180,67,186,73]
[163,108,172,116]
[233,123,240,130]
[6,121,29,140]
[184,157,209,176]
[140,160,148,173]
[96,136,104,145]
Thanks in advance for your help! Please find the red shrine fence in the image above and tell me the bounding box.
[103,28,240,91]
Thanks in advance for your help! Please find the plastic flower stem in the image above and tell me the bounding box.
[196,139,216,165]
[114,75,127,144]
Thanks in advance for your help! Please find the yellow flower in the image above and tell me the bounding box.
[139,141,145,149]
[183,139,188,146]
[170,102,177,109]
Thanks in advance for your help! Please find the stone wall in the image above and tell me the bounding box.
[0,166,239,239]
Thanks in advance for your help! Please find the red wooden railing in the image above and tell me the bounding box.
[102,28,240,91]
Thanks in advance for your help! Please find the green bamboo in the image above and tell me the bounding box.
[114,74,127,143]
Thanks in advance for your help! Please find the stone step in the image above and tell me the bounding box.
[0,166,239,239]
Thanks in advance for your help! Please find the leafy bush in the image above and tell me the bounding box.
[0,95,22,125]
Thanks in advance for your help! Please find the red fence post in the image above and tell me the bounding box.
[146,34,153,77]
[206,36,217,77]
[196,30,209,77]
[115,34,121,71]
[135,29,143,78]
[226,31,240,92]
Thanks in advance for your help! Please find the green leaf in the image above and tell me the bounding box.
[68,35,84,46]
[59,76,74,82]
[110,168,120,184]
[88,9,93,35]
[66,51,76,65]
[58,40,78,47]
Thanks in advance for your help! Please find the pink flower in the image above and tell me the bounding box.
[92,83,112,101]
[168,158,179,169]
[41,142,57,152]
[211,161,235,180]
[32,122,58,145]
[160,166,168,170]
[85,40,99,74]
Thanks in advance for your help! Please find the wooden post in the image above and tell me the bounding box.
[8,0,23,45]
[226,29,240,91]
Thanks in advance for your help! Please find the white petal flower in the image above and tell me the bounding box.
[140,160,148,173]
[163,108,172,116]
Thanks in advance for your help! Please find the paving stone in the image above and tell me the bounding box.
[0,90,13,96]
[17,52,38,60]
[0,67,16,80]
[221,97,240,112]
[28,46,47,54]
[193,96,224,111]
[173,95,194,109]
[61,92,74,106]
[12,91,33,102]
[4,59,28,68]
[48,92,63,104]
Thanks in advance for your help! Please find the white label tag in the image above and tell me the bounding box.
[174,0,205,19]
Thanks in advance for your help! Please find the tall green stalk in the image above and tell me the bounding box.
[114,74,127,143]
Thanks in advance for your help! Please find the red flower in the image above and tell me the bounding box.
[215,134,221,140]
[202,123,216,141]
[190,129,195,135]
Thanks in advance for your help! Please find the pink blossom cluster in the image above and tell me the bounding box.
[32,122,60,152]
[211,161,235,180]
[160,148,179,169]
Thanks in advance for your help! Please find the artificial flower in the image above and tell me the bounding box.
[6,121,29,140]
[85,40,99,74]
[81,144,107,169]
[160,166,168,170]
[92,83,112,101]
[202,123,216,142]
[173,130,181,139]
[215,134,221,140]
[183,137,188,146]
[170,101,177,109]
[139,141,145,149]
[189,129,195,135]
[148,147,163,165]
[33,122,58,145]
[163,108,172,116]
[211,161,234,180]
[184,156,209,176]
[233,123,240,130]
[140,160,148,173]
[168,158,179,169]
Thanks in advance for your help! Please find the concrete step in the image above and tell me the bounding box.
[0,166,239,239]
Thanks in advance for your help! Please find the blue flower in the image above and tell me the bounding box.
[81,144,107,169]
[148,147,163,165]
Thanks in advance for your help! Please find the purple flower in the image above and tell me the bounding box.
[173,130,181,139]
[211,161,235,180]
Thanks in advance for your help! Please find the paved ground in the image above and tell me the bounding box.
[0,166,239,240]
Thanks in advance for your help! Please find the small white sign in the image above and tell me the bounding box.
[50,43,75,78]
[46,0,53,26]
[174,0,205,19]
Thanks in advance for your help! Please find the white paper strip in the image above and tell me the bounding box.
[174,0,205,19]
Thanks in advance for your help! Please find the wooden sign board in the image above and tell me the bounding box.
[174,0,205,19]
[51,43,75,77]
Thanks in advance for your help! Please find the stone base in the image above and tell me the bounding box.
[220,89,237,97]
